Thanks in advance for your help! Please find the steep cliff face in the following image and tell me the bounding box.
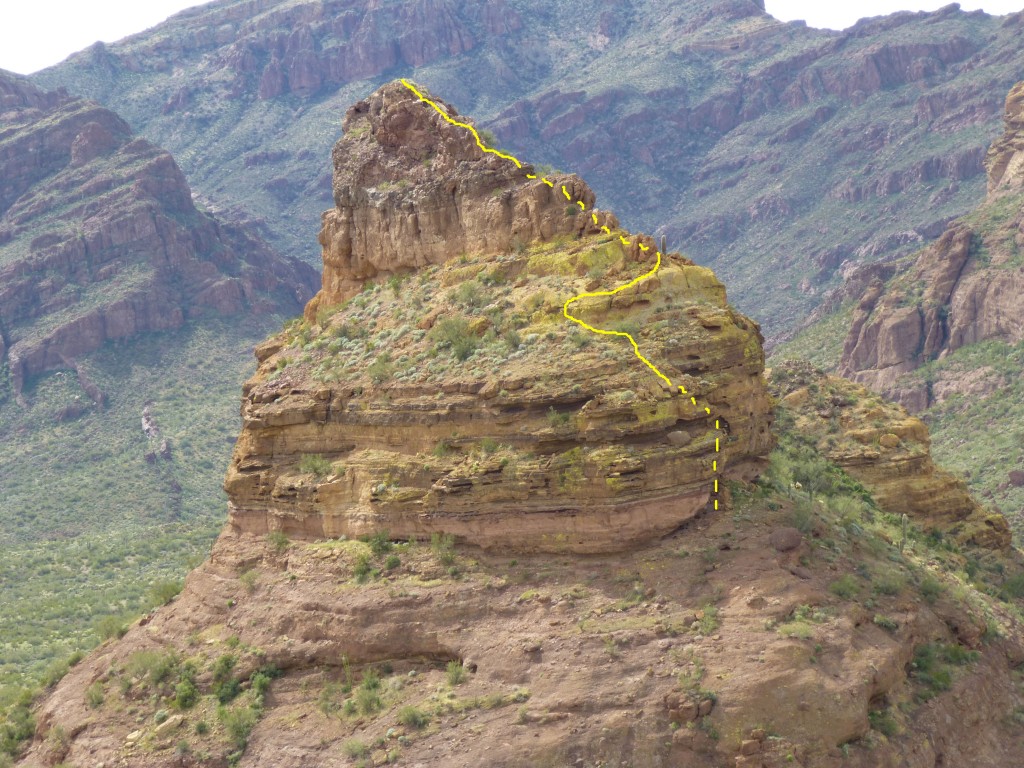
[306,83,612,315]
[0,71,318,397]
[32,0,1024,339]
[840,81,1024,412]
[227,81,774,553]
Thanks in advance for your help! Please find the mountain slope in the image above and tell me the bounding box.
[824,80,1024,539]
[0,70,318,688]
[9,80,1024,768]
[30,0,1024,340]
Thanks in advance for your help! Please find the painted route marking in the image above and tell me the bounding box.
[401,78,723,512]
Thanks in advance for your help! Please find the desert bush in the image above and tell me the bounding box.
[218,704,258,749]
[367,354,394,384]
[430,533,456,566]
[431,317,478,361]
[95,614,128,641]
[828,575,859,600]
[298,454,332,478]
[148,580,183,607]
[85,682,104,709]
[267,530,289,554]
[344,739,369,758]
[398,705,429,729]
[446,661,466,686]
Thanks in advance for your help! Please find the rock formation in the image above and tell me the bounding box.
[840,81,1024,411]
[771,361,1011,549]
[0,71,318,396]
[228,81,774,553]
[31,1,1024,340]
[12,80,1024,768]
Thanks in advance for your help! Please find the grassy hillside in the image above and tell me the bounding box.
[0,318,282,690]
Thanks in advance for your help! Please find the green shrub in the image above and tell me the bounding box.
[366,530,392,556]
[250,671,272,703]
[344,739,369,758]
[777,621,814,639]
[40,658,69,689]
[367,354,394,384]
[431,317,478,361]
[353,553,373,583]
[194,720,209,736]
[908,643,977,700]
[452,281,485,309]
[125,650,176,687]
[95,614,128,641]
[212,654,239,703]
[355,687,382,715]
[239,569,259,593]
[174,679,198,709]
[384,554,401,571]
[873,573,904,597]
[398,705,429,729]
[148,579,183,607]
[298,454,333,478]
[697,606,719,635]
[919,576,943,604]
[547,407,571,428]
[430,533,456,566]
[828,575,859,600]
[86,682,104,709]
[446,661,466,686]
[267,531,290,554]
[872,615,899,632]
[869,708,899,737]
[432,439,455,457]
[218,704,258,749]
[1000,572,1024,599]
[502,328,521,351]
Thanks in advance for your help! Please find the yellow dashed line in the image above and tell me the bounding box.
[398,78,724,514]
[402,79,524,168]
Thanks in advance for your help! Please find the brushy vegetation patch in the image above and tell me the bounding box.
[909,643,980,701]
[0,318,277,691]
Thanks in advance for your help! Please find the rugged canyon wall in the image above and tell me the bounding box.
[226,80,775,553]
[840,81,1024,411]
[30,0,1024,340]
[0,70,318,397]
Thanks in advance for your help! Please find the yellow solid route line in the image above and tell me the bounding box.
[400,78,723,512]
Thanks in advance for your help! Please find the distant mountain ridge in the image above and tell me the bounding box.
[0,69,317,399]
[31,0,1024,339]
[0,69,318,688]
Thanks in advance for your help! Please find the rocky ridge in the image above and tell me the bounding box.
[0,70,318,400]
[12,79,1024,768]
[840,81,1024,411]
[31,0,1024,339]
[770,360,1010,550]
[228,80,774,553]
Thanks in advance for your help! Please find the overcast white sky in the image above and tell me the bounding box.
[0,0,1022,75]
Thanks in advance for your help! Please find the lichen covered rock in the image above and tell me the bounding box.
[227,81,775,553]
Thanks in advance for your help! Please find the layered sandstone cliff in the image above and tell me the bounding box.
[13,80,1024,768]
[771,361,1011,549]
[840,81,1024,411]
[227,81,774,553]
[0,71,317,397]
